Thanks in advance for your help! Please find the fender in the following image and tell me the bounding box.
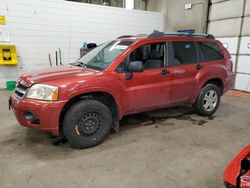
[62,86,125,120]
[192,62,227,101]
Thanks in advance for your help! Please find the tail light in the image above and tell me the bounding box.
[226,58,233,72]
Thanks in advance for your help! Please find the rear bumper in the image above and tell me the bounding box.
[223,72,236,94]
[11,95,67,135]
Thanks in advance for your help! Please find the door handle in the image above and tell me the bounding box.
[196,64,203,70]
[160,69,169,75]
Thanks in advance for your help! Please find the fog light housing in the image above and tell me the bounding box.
[24,111,34,121]
[23,111,40,124]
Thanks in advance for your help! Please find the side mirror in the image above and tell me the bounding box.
[125,61,144,80]
[128,61,144,72]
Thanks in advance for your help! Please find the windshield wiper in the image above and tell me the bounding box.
[70,62,88,68]
[70,61,103,71]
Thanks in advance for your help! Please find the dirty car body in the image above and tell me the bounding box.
[10,32,235,148]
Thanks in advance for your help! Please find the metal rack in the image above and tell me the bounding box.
[147,31,215,39]
[117,34,147,39]
[117,31,215,39]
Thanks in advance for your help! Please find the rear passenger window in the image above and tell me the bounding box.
[198,42,224,61]
[171,41,198,66]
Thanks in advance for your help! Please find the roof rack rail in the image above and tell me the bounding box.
[147,31,215,39]
[117,35,134,39]
[117,34,147,39]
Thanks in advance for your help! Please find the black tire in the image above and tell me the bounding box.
[193,84,221,116]
[63,100,112,149]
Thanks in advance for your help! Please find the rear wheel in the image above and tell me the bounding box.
[193,84,221,116]
[63,100,112,149]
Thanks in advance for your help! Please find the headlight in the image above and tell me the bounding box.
[26,84,58,101]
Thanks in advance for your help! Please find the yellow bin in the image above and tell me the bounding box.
[0,44,18,65]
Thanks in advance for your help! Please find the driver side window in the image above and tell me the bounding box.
[116,42,165,72]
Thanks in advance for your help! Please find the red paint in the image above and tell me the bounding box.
[11,96,66,135]
[224,145,250,187]
[11,36,235,135]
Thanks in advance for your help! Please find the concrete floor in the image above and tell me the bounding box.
[0,90,250,188]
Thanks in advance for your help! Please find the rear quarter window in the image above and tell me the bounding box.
[198,42,224,61]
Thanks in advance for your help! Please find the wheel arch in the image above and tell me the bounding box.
[191,77,224,104]
[58,91,121,135]
[201,78,224,95]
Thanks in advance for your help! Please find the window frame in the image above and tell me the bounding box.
[115,41,168,73]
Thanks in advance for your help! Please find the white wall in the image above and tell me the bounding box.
[0,0,163,88]
[208,0,250,92]
[146,0,209,33]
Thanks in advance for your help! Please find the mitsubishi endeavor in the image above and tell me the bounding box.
[10,31,235,148]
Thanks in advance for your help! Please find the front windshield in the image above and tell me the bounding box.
[71,40,133,71]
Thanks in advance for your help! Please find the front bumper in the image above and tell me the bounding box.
[10,95,67,135]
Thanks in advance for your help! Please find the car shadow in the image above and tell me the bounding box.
[119,105,208,130]
[50,104,211,147]
[1,104,218,160]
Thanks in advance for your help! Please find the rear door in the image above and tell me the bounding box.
[166,41,201,104]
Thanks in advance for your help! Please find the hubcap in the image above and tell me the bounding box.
[75,113,101,136]
[203,90,218,112]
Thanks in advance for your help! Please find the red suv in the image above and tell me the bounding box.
[10,31,235,148]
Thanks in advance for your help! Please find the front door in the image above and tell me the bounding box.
[118,42,173,114]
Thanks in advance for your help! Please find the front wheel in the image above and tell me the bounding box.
[63,100,112,149]
[193,84,221,116]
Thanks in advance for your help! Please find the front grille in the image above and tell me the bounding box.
[14,83,29,99]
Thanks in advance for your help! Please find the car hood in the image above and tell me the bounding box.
[18,65,99,87]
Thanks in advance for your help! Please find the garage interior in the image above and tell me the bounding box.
[0,0,250,188]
